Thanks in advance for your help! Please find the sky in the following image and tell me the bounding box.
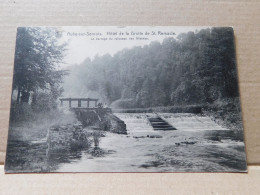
[58,26,209,68]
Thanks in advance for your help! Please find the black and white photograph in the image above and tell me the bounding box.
[5,26,247,173]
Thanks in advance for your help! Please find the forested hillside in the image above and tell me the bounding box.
[63,27,239,109]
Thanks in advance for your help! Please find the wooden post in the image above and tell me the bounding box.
[69,98,71,108]
[61,100,63,106]
[87,100,90,108]
[78,100,81,107]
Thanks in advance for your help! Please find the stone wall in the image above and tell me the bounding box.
[105,113,127,134]
[46,122,91,169]
[46,110,127,169]
[74,109,127,134]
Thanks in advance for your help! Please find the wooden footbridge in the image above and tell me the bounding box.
[59,97,111,112]
[60,98,99,108]
[59,97,126,134]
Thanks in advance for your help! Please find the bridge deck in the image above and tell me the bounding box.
[70,107,112,113]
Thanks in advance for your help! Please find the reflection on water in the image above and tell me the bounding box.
[203,130,244,142]
[47,147,83,171]
[5,140,109,172]
[5,113,247,173]
[5,140,48,173]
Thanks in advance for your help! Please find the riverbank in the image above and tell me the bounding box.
[5,109,127,172]
[5,112,246,173]
[57,113,247,172]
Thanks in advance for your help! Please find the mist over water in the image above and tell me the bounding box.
[5,27,247,173]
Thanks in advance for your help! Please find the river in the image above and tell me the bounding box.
[55,113,247,172]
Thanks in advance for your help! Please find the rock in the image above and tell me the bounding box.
[133,136,146,139]
[92,127,101,130]
[175,141,197,146]
[148,135,163,138]
[181,141,196,145]
[211,136,222,142]
[60,126,67,130]
[50,127,59,131]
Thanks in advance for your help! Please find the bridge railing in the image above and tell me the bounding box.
[59,97,99,108]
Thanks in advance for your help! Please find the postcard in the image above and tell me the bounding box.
[5,26,247,172]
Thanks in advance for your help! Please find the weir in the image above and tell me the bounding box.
[147,116,177,131]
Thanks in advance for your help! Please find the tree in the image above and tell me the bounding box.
[13,27,67,105]
[62,27,239,108]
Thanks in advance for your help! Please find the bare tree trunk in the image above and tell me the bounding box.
[16,87,21,104]
[21,90,30,103]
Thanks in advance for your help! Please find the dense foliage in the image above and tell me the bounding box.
[12,27,67,111]
[11,27,68,123]
[63,27,239,108]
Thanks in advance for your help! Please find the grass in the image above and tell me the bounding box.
[8,109,77,141]
[202,97,244,132]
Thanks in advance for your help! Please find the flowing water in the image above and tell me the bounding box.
[5,113,246,172]
[55,113,247,172]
